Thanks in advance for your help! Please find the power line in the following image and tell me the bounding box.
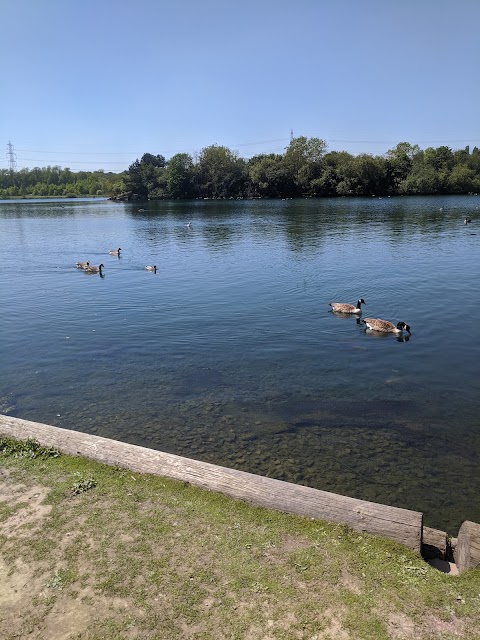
[8,133,480,172]
[16,149,142,155]
[16,138,291,156]
[19,158,130,165]
[14,136,480,158]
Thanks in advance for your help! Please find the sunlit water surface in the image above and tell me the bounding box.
[1,196,479,532]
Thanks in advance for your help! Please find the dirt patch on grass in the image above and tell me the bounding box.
[0,482,51,537]
[386,612,417,638]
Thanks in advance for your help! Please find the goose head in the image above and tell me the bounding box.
[396,322,411,334]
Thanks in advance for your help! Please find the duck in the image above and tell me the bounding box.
[464,218,472,224]
[108,248,122,255]
[329,298,366,314]
[75,260,90,269]
[145,265,157,272]
[84,263,104,274]
[362,318,411,334]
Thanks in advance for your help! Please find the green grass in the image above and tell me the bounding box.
[1,439,480,639]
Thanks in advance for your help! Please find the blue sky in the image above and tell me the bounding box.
[2,0,479,172]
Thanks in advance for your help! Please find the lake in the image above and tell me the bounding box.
[1,195,479,532]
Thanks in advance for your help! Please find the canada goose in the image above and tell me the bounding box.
[362,318,411,334]
[145,265,157,272]
[108,248,122,255]
[84,263,104,274]
[75,261,89,269]
[329,298,366,314]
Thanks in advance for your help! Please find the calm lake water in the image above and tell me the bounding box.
[1,195,479,532]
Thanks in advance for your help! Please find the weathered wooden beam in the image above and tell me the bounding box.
[422,526,448,560]
[455,521,480,572]
[0,415,423,551]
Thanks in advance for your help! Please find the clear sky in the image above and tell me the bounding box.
[2,0,479,172]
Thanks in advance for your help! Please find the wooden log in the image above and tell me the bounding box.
[0,415,423,551]
[455,521,480,572]
[421,526,447,560]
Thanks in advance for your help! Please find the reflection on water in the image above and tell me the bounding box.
[1,195,480,532]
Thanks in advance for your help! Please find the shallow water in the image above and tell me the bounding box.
[1,195,479,532]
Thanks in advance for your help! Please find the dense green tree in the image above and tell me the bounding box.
[310,151,352,196]
[350,154,389,196]
[386,142,420,191]
[195,145,246,198]
[398,157,440,195]
[165,153,194,198]
[284,136,327,194]
[124,153,167,198]
[424,146,454,172]
[448,165,475,193]
[247,154,295,198]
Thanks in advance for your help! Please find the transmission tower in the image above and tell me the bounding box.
[290,129,294,142]
[6,141,17,171]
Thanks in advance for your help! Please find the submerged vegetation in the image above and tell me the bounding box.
[2,138,480,200]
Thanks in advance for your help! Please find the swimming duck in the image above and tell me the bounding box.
[75,260,90,269]
[329,298,366,314]
[464,218,472,224]
[362,318,411,334]
[108,248,122,255]
[84,263,104,274]
[145,265,157,272]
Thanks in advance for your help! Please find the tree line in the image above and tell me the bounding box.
[119,138,480,200]
[2,138,480,200]
[0,166,121,198]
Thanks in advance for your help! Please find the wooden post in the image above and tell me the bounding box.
[455,521,480,572]
[0,415,423,551]
[422,527,448,560]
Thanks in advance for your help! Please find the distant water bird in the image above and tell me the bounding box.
[464,218,472,224]
[186,222,192,228]
[145,265,157,272]
[138,208,146,212]
[329,298,366,314]
[84,263,104,274]
[362,318,411,334]
[75,260,90,269]
[108,248,122,255]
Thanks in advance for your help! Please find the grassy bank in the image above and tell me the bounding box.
[1,438,479,639]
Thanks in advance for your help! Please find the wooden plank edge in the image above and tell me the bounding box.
[421,526,448,560]
[454,521,480,573]
[0,414,423,551]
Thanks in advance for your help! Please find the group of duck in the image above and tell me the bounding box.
[329,298,411,336]
[75,248,157,275]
